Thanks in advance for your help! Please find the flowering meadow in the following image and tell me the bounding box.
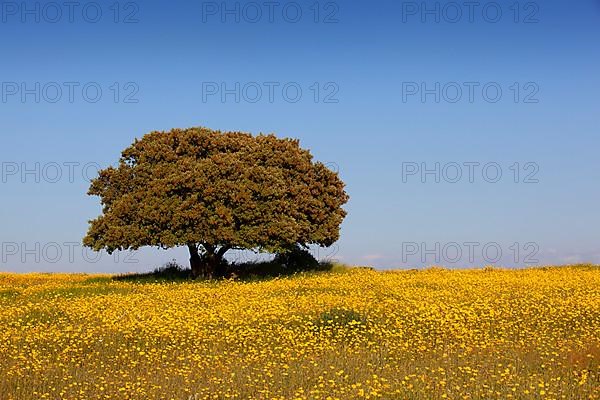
[0,266,598,399]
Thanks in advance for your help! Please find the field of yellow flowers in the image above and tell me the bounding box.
[0,266,598,400]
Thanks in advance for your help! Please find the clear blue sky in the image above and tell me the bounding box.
[1,0,599,272]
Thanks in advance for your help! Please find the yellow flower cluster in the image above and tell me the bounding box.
[0,266,598,399]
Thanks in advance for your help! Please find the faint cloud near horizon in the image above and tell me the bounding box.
[361,254,386,262]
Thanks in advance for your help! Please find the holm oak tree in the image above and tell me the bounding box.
[83,127,349,279]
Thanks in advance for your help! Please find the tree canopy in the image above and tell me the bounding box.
[83,127,349,278]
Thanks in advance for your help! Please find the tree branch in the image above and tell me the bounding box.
[217,245,232,258]
[202,243,215,254]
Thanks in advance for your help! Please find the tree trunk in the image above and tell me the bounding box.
[205,252,219,280]
[188,244,204,279]
[214,245,231,277]
[188,243,231,280]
